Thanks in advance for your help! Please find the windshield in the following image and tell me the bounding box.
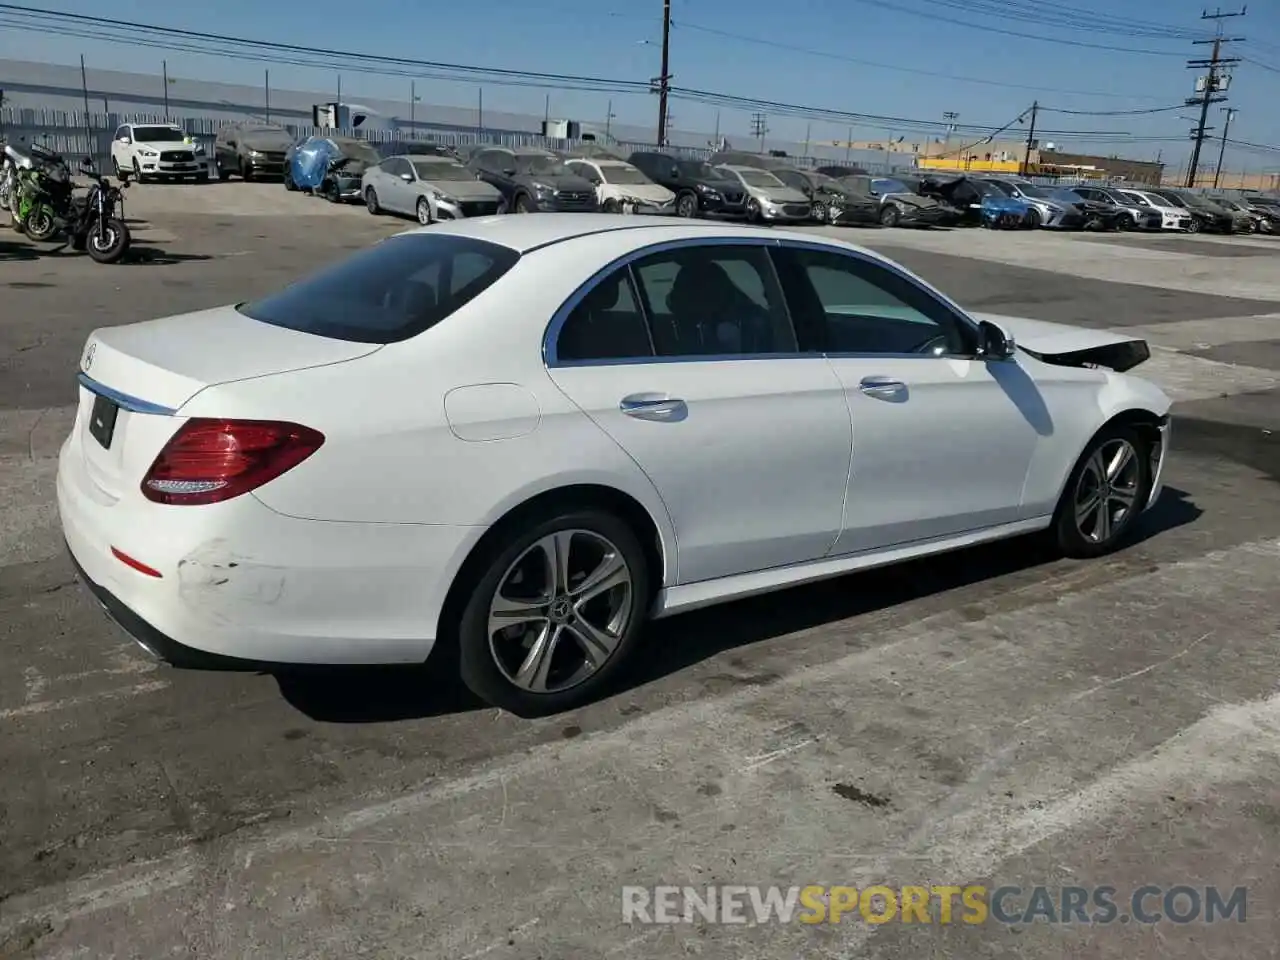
[1154,192,1187,207]
[516,154,572,176]
[872,178,910,194]
[1008,180,1050,199]
[238,234,520,344]
[598,164,651,185]
[412,160,473,181]
[734,168,785,188]
[132,126,186,143]
[1050,189,1085,205]
[334,141,381,165]
[983,180,1015,196]
[1119,191,1151,206]
[675,160,721,180]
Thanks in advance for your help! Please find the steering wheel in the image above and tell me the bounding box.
[911,333,951,356]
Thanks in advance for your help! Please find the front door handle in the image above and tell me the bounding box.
[858,376,907,400]
[619,394,686,419]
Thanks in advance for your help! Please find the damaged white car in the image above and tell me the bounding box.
[59,217,1170,716]
[564,154,676,215]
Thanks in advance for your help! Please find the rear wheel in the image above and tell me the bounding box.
[1052,424,1151,559]
[456,507,651,716]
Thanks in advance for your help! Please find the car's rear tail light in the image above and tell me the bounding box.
[141,418,324,506]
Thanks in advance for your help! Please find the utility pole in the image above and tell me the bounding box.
[803,122,811,158]
[265,69,270,123]
[750,113,768,152]
[654,0,672,146]
[162,60,169,120]
[942,110,959,152]
[1214,106,1237,187]
[1186,7,1244,188]
[605,99,613,140]
[1020,101,1038,177]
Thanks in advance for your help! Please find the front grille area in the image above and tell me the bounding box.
[781,204,810,217]
[722,191,745,204]
[460,200,501,217]
[160,150,195,162]
[557,191,593,204]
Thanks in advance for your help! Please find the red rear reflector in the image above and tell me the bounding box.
[111,546,163,578]
[141,418,325,506]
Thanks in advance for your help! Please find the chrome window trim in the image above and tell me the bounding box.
[77,372,176,416]
[542,235,984,369]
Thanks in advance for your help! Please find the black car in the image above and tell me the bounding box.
[214,122,292,180]
[628,152,749,219]
[843,174,953,227]
[814,165,868,178]
[1047,188,1126,231]
[1070,185,1162,231]
[906,174,999,226]
[1147,188,1234,234]
[465,146,598,213]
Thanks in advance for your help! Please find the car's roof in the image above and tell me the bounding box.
[397,214,860,255]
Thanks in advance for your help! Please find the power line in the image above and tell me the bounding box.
[1040,103,1190,116]
[848,0,1192,55]
[890,0,1209,40]
[673,21,1175,100]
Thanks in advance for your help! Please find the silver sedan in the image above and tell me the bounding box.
[362,154,503,224]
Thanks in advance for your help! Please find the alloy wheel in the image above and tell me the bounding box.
[1074,438,1141,544]
[487,529,634,694]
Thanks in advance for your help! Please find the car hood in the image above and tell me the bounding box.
[756,186,810,204]
[973,313,1150,373]
[424,178,502,200]
[239,131,293,151]
[135,141,194,152]
[609,183,675,203]
[699,178,743,193]
[881,191,938,209]
[522,173,597,192]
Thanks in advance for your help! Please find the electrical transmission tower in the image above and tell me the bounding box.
[1185,7,1245,188]
[750,113,768,152]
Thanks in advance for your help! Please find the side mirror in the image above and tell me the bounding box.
[502,167,517,176]
[978,320,1016,360]
[400,172,413,181]
[119,136,132,144]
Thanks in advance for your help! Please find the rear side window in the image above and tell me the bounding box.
[238,234,520,344]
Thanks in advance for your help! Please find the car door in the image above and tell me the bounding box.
[771,243,1043,555]
[379,158,411,213]
[544,239,853,585]
[110,125,130,168]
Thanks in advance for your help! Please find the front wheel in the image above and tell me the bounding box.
[365,188,380,214]
[514,193,536,214]
[1051,424,1151,559]
[1185,218,1200,234]
[675,192,698,218]
[85,217,130,264]
[456,508,652,716]
[879,204,901,227]
[415,196,432,225]
[811,200,828,224]
[1024,207,1042,229]
[23,206,57,241]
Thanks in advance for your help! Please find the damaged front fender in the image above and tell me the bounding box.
[970,313,1152,373]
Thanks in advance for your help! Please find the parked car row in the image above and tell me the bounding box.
[144,120,1280,238]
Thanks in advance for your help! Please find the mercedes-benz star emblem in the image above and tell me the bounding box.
[549,597,573,622]
[83,343,96,371]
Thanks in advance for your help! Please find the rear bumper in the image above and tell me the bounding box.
[57,426,480,666]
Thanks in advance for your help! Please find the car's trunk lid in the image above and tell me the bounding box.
[75,305,380,500]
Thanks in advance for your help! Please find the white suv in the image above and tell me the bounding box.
[110,123,209,183]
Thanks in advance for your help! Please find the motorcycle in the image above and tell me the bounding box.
[67,163,131,263]
[12,142,73,241]
[0,145,17,212]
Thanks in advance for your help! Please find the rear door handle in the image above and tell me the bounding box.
[858,376,907,399]
[619,394,686,419]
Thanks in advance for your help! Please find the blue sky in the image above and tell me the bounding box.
[3,0,1280,171]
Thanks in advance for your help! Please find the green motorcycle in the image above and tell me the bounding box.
[10,143,72,240]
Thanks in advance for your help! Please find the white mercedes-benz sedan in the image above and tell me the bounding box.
[58,215,1171,715]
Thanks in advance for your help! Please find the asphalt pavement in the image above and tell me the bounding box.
[1,186,1278,959]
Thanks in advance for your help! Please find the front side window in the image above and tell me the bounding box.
[873,178,911,195]
[238,234,520,344]
[774,247,971,356]
[631,245,797,357]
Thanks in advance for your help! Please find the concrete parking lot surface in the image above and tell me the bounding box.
[1,184,1278,959]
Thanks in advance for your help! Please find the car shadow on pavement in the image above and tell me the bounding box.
[0,238,43,261]
[272,486,1202,724]
[120,247,214,265]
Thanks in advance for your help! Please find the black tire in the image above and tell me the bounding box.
[112,157,123,180]
[1116,213,1134,232]
[514,193,536,214]
[456,506,652,716]
[746,198,762,223]
[132,158,147,185]
[240,159,254,182]
[415,196,432,225]
[85,217,130,264]
[602,197,621,213]
[1051,423,1152,559]
[196,171,209,183]
[1185,218,1200,234]
[325,181,343,203]
[365,188,380,214]
[675,192,698,218]
[23,207,57,241]
[879,204,901,227]
[283,167,297,191]
[1025,207,1042,229]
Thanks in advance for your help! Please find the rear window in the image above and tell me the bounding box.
[237,234,520,344]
